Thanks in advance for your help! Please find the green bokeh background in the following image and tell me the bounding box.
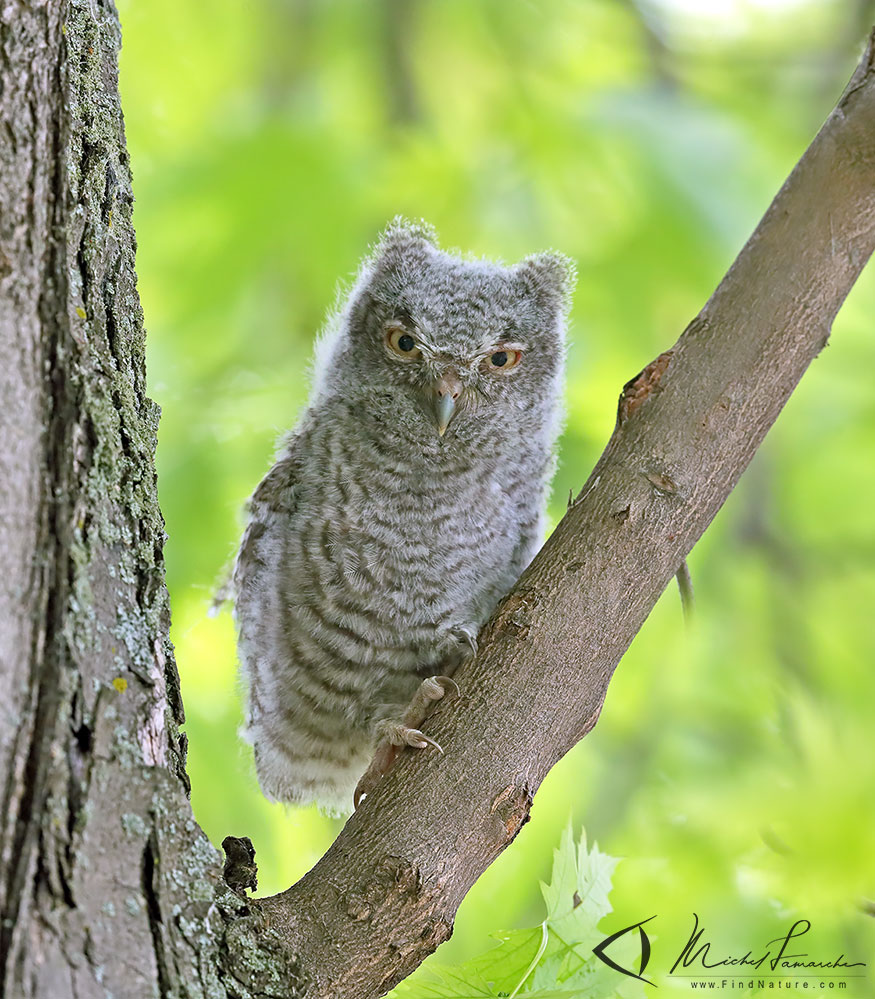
[116,0,875,990]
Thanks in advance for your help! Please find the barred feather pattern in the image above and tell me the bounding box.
[233,219,573,812]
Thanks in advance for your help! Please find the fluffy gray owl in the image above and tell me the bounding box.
[233,219,573,812]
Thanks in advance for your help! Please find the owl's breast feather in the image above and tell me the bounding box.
[291,413,539,640]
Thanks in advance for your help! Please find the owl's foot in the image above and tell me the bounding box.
[399,674,460,734]
[353,675,459,808]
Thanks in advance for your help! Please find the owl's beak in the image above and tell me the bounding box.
[428,371,463,437]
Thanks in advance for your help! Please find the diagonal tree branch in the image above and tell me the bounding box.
[232,29,875,999]
[4,3,871,996]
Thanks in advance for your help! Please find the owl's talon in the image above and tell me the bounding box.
[433,675,460,700]
[419,674,459,704]
[404,728,443,753]
[376,721,444,753]
[450,625,478,657]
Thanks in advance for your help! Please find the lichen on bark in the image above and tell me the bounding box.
[0,3,243,996]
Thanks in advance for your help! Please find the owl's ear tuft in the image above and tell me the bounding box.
[361,218,438,303]
[374,216,438,264]
[345,219,438,328]
[516,251,577,313]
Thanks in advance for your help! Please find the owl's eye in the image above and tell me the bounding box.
[386,326,422,359]
[485,348,522,373]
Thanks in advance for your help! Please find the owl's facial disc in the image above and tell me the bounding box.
[426,371,463,437]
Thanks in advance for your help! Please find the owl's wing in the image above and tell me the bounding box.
[232,445,303,756]
[507,510,545,583]
[232,448,301,603]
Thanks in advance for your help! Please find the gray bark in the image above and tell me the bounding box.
[0,3,239,998]
[0,3,872,999]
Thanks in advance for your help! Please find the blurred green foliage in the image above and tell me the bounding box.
[117,0,875,990]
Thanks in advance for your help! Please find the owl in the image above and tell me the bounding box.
[233,219,574,812]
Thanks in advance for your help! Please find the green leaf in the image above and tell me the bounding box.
[389,825,646,999]
[541,824,617,926]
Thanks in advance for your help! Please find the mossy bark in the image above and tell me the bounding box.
[0,4,277,997]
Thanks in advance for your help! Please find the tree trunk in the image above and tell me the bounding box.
[0,3,872,999]
[0,3,235,997]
